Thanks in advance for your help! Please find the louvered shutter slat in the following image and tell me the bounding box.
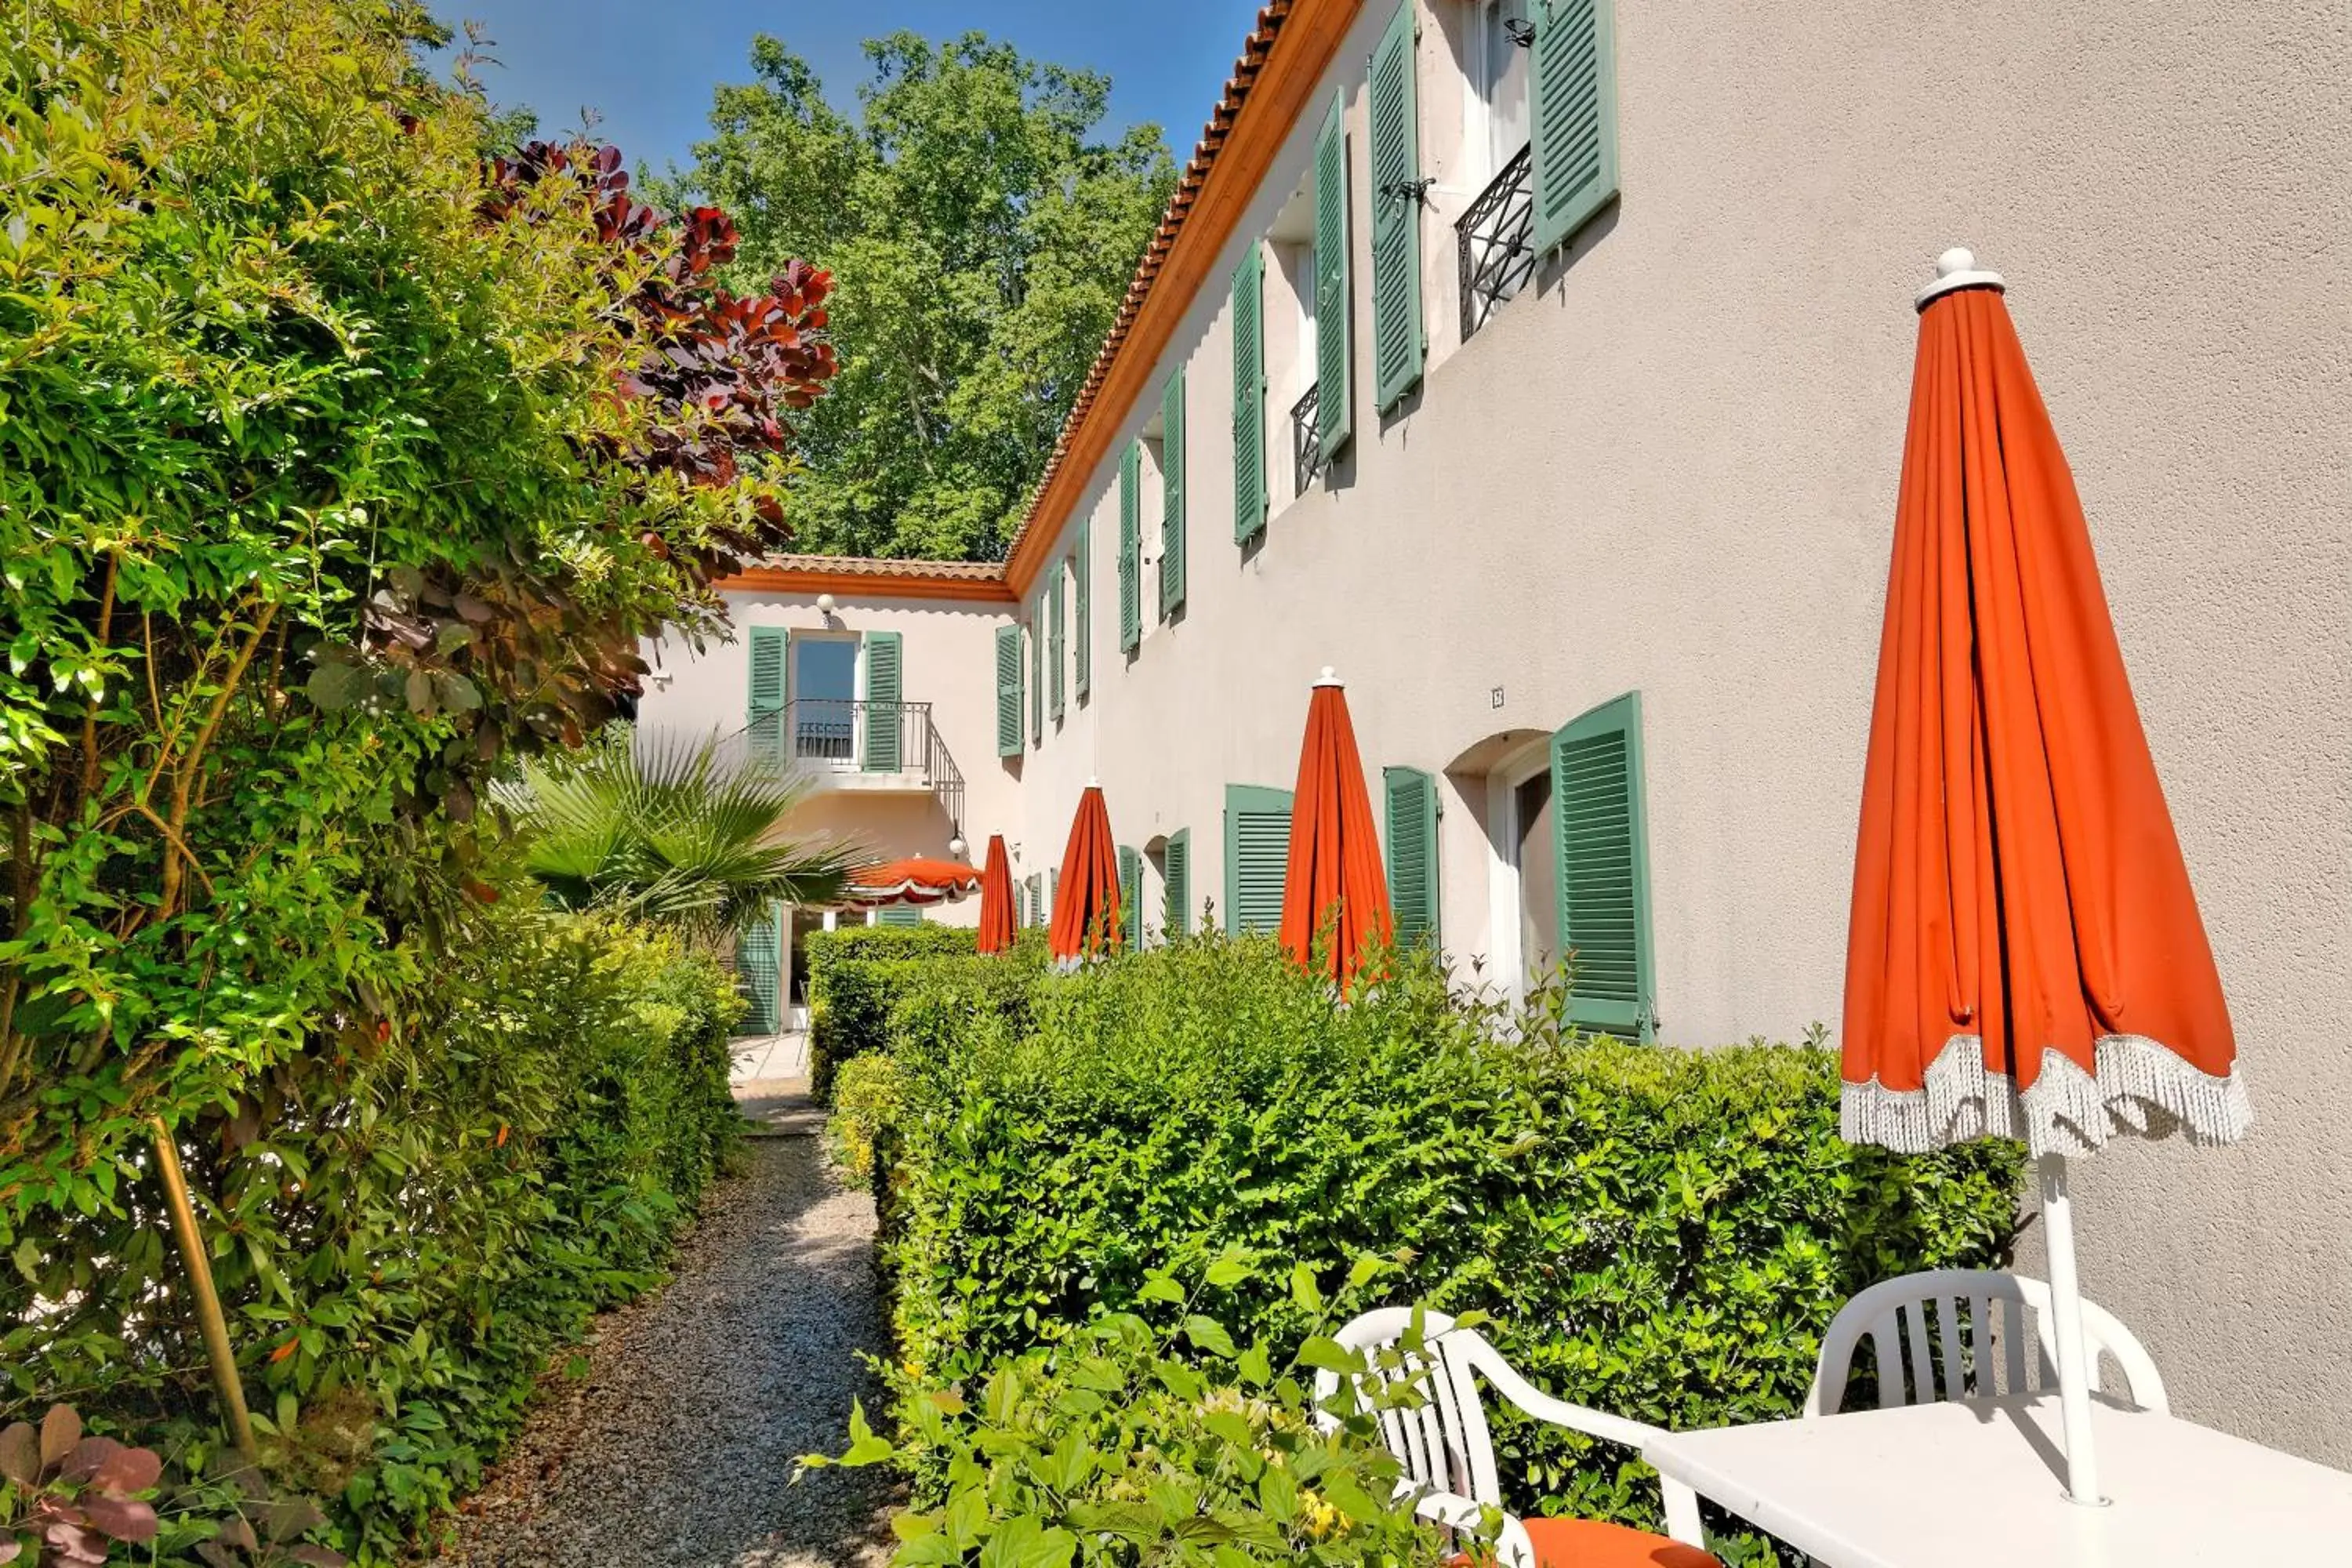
[1050,569,1066,720]
[1549,693,1654,1036]
[1120,443,1142,651]
[1119,845,1142,949]
[1530,0,1620,255]
[1232,245,1266,543]
[1160,372,1187,615]
[1383,765,1440,947]
[860,630,902,771]
[1029,604,1043,745]
[1369,1,1424,412]
[1224,785,1294,935]
[1074,524,1091,700]
[1164,829,1191,937]
[1312,91,1353,459]
[747,626,788,765]
[995,624,1022,757]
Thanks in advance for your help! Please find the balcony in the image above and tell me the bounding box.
[1291,383,1323,496]
[1456,143,1534,343]
[732,699,967,829]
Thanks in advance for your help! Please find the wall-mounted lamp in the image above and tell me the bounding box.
[814,592,837,622]
[1378,177,1437,206]
[947,830,968,858]
[1503,17,1536,47]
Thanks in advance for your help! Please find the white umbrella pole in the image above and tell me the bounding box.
[2038,1151,2106,1505]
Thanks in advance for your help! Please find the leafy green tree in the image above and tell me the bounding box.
[505,725,855,948]
[660,33,1178,561]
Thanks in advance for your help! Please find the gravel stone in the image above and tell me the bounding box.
[434,1131,897,1567]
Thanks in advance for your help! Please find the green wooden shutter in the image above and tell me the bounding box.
[1312,89,1353,459]
[1231,243,1266,543]
[1160,372,1187,616]
[1118,844,1142,949]
[1029,604,1043,745]
[1369,0,1425,413]
[1024,873,1041,928]
[1550,691,1654,1038]
[1383,765,1440,948]
[1223,784,1294,936]
[1074,524,1091,701]
[860,630,902,771]
[1047,868,1058,926]
[732,900,782,1033]
[1530,0,1620,256]
[747,626,788,764]
[1163,829,1191,937]
[1049,568,1066,720]
[875,906,921,927]
[995,623,1022,757]
[1119,443,1142,651]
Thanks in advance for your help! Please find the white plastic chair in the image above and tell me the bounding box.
[1315,1308,1713,1568]
[1806,1269,2168,1417]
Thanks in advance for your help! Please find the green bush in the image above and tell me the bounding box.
[805,924,1007,1100]
[3,902,744,1563]
[863,938,2023,1544]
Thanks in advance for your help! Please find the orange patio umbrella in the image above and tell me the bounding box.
[1841,249,2251,1504]
[1278,669,1392,986]
[844,856,981,908]
[976,834,1016,955]
[1047,782,1122,966]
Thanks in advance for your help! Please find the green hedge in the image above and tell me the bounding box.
[855,937,2023,1548]
[3,906,744,1563]
[808,924,1036,1101]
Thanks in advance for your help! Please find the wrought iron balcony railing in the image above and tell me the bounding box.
[1291,383,1323,496]
[732,699,966,829]
[1456,143,1535,344]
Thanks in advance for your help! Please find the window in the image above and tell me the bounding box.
[792,633,857,764]
[1472,0,1533,180]
[1266,175,1326,499]
[1224,784,1294,935]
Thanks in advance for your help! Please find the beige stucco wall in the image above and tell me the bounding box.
[999,0,2350,1463]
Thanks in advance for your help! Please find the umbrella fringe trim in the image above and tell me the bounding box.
[1842,1033,2252,1158]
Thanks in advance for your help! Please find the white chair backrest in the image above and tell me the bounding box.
[1314,1307,1499,1506]
[1808,1269,2168,1417]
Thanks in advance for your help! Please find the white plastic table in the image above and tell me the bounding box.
[1641,1393,2352,1567]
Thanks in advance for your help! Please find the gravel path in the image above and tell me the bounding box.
[436,1125,896,1567]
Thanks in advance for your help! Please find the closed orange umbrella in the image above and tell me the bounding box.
[1047,784,1122,964]
[977,834,1016,954]
[1841,249,2251,1502]
[1278,669,1392,986]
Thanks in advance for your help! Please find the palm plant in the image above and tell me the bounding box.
[503,724,855,947]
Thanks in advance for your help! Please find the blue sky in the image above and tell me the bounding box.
[433,1,1269,182]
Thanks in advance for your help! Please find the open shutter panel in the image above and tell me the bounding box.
[1119,444,1142,651]
[1312,90,1353,459]
[1369,1,1425,413]
[732,901,782,1033]
[1231,244,1266,543]
[1383,765,1440,947]
[1074,524,1091,700]
[1049,568,1065,720]
[1029,605,1043,745]
[875,906,922,927]
[1550,691,1655,1038]
[1530,0,1620,256]
[1223,784,1294,936]
[747,626,788,765]
[860,630,902,771]
[1163,829,1191,937]
[1119,845,1142,949]
[1160,372,1187,615]
[994,624,1022,757]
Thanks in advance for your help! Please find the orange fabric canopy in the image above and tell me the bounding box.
[1278,674,1392,986]
[1047,786,1123,964]
[1840,278,2248,1158]
[976,834,1016,955]
[844,856,981,908]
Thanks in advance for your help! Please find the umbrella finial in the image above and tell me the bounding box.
[1916,245,2005,310]
[1313,666,1342,688]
